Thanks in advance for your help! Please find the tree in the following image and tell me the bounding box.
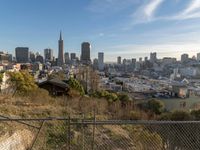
[68,77,85,96]
[7,71,37,96]
[0,72,3,84]
[76,66,99,94]
[147,100,164,115]
[48,71,66,80]
[118,93,129,102]
[191,109,200,120]
[170,111,191,121]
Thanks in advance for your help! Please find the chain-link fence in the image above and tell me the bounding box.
[0,117,200,150]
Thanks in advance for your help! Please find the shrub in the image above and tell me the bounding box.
[68,77,85,96]
[7,71,38,96]
[147,100,164,115]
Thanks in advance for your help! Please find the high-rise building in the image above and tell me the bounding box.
[81,42,91,65]
[123,59,127,65]
[44,48,53,62]
[150,52,157,63]
[117,56,121,64]
[30,52,35,63]
[57,31,64,66]
[70,53,76,60]
[131,58,136,64]
[93,58,98,70]
[36,54,44,63]
[181,53,189,63]
[197,53,200,61]
[8,54,12,62]
[64,52,70,64]
[15,47,29,63]
[98,52,104,71]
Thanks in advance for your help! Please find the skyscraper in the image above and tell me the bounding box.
[30,52,36,63]
[98,52,104,71]
[81,42,91,65]
[181,53,189,63]
[150,52,157,63]
[64,52,70,64]
[117,56,121,64]
[57,31,64,66]
[15,47,29,63]
[36,54,44,63]
[197,53,200,61]
[44,48,53,62]
[70,53,76,60]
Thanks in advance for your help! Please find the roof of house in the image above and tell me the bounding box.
[38,78,69,89]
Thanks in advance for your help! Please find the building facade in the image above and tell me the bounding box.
[181,54,189,63]
[0,52,10,64]
[70,53,76,60]
[64,52,70,64]
[197,53,200,61]
[81,42,91,65]
[15,47,29,63]
[150,52,157,63]
[98,52,104,71]
[44,48,53,62]
[117,56,121,64]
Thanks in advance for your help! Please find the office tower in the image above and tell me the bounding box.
[123,59,127,65]
[44,48,53,62]
[117,56,121,64]
[150,52,157,62]
[70,53,76,60]
[8,54,12,62]
[139,57,142,62]
[57,31,64,66]
[36,54,44,63]
[132,58,136,64]
[131,58,136,69]
[181,53,189,63]
[93,58,98,70]
[98,52,104,71]
[145,57,148,62]
[81,42,91,65]
[15,47,29,63]
[197,53,200,61]
[30,52,35,63]
[64,52,70,64]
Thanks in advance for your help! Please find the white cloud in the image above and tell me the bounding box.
[182,0,200,15]
[144,0,164,19]
[128,0,200,27]
[129,0,164,27]
[172,0,200,20]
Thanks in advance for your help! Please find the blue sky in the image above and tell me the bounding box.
[0,0,200,61]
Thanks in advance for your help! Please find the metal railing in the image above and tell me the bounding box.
[0,117,200,150]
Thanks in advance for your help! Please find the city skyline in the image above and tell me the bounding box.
[0,0,200,61]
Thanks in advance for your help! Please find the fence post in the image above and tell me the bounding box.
[68,116,71,150]
[30,120,45,150]
[82,114,85,150]
[92,109,96,150]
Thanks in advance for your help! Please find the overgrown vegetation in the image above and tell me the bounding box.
[0,72,3,84]
[68,77,85,96]
[7,71,38,96]
[1,70,200,149]
[91,90,130,103]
